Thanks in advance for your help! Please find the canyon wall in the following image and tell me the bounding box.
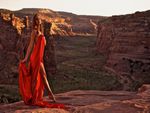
[0,13,20,84]
[97,11,150,89]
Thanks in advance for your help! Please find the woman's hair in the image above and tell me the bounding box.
[32,13,43,34]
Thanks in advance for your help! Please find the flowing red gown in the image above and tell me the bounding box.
[18,34,65,108]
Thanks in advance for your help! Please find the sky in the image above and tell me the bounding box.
[0,0,150,16]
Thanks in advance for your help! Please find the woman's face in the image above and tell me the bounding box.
[35,16,41,25]
[33,14,42,30]
[35,19,39,25]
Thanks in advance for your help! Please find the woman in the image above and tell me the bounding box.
[19,14,65,108]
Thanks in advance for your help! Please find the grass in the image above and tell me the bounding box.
[48,36,122,93]
[49,64,122,93]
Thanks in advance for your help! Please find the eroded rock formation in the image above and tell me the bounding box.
[0,8,103,36]
[96,10,150,89]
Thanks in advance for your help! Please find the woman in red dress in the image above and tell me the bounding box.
[18,14,65,108]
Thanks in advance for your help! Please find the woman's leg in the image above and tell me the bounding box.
[40,62,56,102]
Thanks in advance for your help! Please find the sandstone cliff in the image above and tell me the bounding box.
[96,10,150,90]
[0,13,20,84]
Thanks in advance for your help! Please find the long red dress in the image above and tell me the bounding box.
[18,34,65,108]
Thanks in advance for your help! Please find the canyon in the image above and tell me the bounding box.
[0,8,150,113]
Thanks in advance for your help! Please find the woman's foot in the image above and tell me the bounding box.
[49,94,56,103]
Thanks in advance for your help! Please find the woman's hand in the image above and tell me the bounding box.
[21,58,27,63]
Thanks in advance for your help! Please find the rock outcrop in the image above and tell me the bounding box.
[96,10,150,89]
[1,86,150,113]
[43,22,57,74]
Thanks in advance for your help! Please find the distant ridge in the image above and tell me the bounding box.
[14,8,60,17]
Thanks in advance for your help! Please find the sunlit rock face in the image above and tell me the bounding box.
[14,8,103,36]
[96,10,150,89]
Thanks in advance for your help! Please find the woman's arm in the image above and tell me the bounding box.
[22,31,35,63]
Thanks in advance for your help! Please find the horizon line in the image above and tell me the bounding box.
[0,7,150,17]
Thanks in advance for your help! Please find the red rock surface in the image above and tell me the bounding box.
[96,10,150,89]
[1,88,150,113]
